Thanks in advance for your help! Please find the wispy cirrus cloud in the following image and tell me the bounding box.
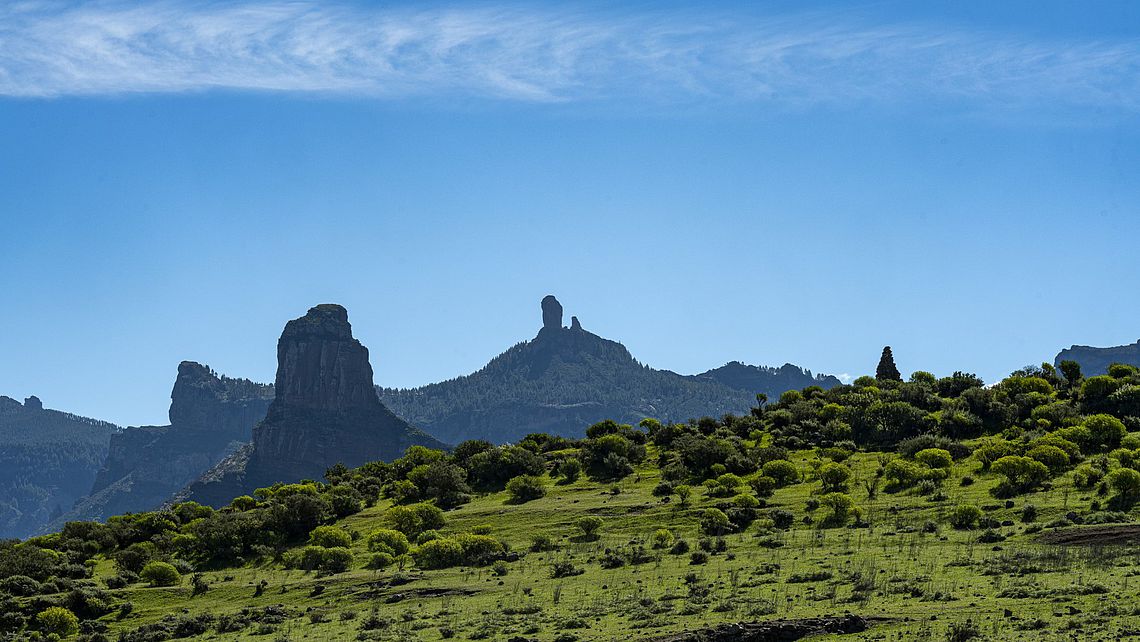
[1,1,1137,113]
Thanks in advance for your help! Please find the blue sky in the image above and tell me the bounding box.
[1,1,1138,427]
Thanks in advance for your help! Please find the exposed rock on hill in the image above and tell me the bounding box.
[185,304,445,507]
[1055,340,1140,376]
[0,396,117,539]
[51,362,273,527]
[380,296,840,445]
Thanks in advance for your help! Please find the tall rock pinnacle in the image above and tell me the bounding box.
[273,304,379,412]
[541,295,563,330]
[184,304,445,507]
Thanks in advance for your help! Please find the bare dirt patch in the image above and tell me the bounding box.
[1038,524,1140,546]
[647,615,879,641]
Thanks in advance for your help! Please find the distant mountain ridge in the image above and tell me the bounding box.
[1055,340,1140,376]
[0,396,118,539]
[379,296,840,445]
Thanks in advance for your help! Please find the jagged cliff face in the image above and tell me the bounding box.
[0,396,116,539]
[52,362,273,527]
[185,304,445,508]
[1055,340,1140,377]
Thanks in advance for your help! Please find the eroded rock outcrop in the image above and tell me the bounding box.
[185,304,445,507]
[51,362,273,526]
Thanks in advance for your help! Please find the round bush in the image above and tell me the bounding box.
[914,448,953,469]
[453,533,504,565]
[749,475,777,498]
[366,552,395,569]
[1085,414,1127,450]
[505,475,547,503]
[1026,444,1070,472]
[367,529,411,556]
[576,516,603,539]
[700,508,731,536]
[308,526,352,549]
[413,538,464,570]
[35,606,78,638]
[652,529,674,549]
[761,460,799,486]
[949,504,982,529]
[139,561,181,587]
[318,547,354,573]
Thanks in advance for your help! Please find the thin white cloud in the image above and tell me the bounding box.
[1,1,1137,113]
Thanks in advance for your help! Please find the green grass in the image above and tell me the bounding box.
[97,449,1140,641]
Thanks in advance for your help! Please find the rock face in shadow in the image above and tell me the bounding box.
[184,304,445,507]
[0,396,117,539]
[380,296,841,445]
[1055,340,1140,376]
[51,362,273,527]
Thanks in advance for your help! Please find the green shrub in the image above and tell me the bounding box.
[452,533,504,565]
[760,460,799,486]
[1108,467,1140,500]
[990,456,1050,493]
[1084,414,1127,450]
[308,526,352,549]
[35,607,79,638]
[367,529,411,556]
[366,553,395,569]
[139,561,181,587]
[286,546,353,573]
[652,529,675,549]
[749,475,777,498]
[817,462,851,491]
[416,529,442,544]
[576,516,603,539]
[1026,444,1069,472]
[387,503,446,538]
[819,492,854,526]
[413,539,465,569]
[700,508,731,535]
[0,575,41,596]
[949,504,982,530]
[505,475,547,503]
[318,547,354,573]
[557,458,583,482]
[914,448,953,469]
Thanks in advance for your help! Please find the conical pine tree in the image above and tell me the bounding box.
[876,346,902,382]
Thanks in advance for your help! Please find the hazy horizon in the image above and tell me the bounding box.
[2,0,1138,427]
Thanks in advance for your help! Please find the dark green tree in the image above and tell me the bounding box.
[876,346,902,382]
[1058,360,1083,389]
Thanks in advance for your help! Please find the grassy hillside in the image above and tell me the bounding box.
[7,360,1140,641]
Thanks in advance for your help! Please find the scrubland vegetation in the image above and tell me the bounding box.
[5,359,1140,640]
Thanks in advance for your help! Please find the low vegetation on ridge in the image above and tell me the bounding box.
[5,358,1140,640]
